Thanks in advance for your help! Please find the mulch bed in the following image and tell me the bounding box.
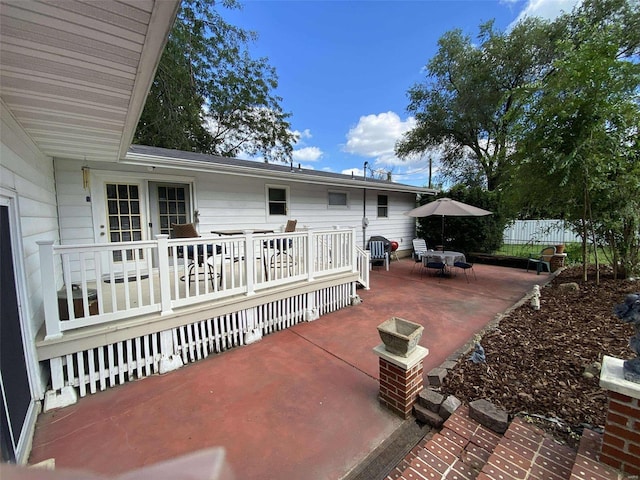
[440,265,638,447]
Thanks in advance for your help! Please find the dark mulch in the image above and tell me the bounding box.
[440,265,638,447]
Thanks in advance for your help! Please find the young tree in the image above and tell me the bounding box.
[396,18,561,191]
[134,0,297,162]
[508,0,640,280]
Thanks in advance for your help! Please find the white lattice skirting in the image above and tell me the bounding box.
[48,283,353,403]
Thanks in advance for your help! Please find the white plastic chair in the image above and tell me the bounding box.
[412,238,428,272]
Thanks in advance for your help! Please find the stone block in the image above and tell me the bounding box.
[427,367,447,386]
[414,403,444,428]
[418,388,444,412]
[440,360,457,370]
[469,399,509,434]
[438,395,461,420]
[558,282,579,292]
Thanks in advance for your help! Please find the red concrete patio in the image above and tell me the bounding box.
[28,259,550,479]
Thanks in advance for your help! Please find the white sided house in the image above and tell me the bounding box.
[0,0,433,464]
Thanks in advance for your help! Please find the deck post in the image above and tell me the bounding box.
[351,227,358,274]
[38,240,62,340]
[43,357,77,411]
[156,234,173,315]
[307,230,315,281]
[244,231,256,295]
[159,330,183,374]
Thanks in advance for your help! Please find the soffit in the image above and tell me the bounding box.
[0,0,179,162]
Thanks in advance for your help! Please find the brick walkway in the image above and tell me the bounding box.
[386,406,632,480]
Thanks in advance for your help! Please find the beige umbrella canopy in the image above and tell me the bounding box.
[405,197,493,248]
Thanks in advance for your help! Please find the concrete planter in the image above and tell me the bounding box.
[377,317,424,357]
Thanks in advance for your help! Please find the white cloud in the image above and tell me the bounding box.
[294,128,312,141]
[343,112,418,167]
[292,146,322,162]
[511,0,582,26]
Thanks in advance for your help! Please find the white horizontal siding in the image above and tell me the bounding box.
[54,158,96,245]
[1,100,59,397]
[55,158,419,252]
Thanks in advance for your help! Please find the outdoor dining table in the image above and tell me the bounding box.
[210,229,274,235]
[422,251,466,267]
[422,250,466,278]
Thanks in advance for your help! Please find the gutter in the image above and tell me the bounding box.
[124,152,436,195]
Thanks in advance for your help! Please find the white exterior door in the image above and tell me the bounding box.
[93,179,149,277]
[148,182,192,239]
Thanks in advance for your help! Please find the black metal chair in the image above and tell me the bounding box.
[264,220,297,279]
[172,223,221,289]
[454,261,476,282]
[423,255,446,279]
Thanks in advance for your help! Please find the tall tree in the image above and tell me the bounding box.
[134,0,297,162]
[396,18,561,191]
[508,0,640,279]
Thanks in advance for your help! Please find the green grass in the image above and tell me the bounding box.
[494,242,610,265]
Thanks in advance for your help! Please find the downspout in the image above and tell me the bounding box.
[362,161,368,249]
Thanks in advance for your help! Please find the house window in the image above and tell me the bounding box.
[328,191,348,208]
[377,195,388,218]
[267,186,288,216]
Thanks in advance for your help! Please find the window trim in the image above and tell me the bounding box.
[377,194,389,218]
[265,184,290,217]
[327,190,349,209]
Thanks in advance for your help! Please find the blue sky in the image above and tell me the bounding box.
[223,0,581,187]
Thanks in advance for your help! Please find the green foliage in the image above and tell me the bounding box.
[396,18,561,191]
[507,0,640,276]
[416,186,506,254]
[134,0,297,162]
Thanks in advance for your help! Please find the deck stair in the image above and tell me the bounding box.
[385,405,630,480]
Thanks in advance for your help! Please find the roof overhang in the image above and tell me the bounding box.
[0,0,180,162]
[124,148,436,195]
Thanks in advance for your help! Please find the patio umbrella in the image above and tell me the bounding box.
[405,197,492,249]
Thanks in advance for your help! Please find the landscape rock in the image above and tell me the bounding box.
[418,388,444,413]
[469,399,509,434]
[558,282,579,292]
[440,360,457,370]
[427,367,447,386]
[413,403,444,428]
[438,395,461,420]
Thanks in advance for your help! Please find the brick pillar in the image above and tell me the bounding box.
[599,356,640,477]
[373,344,429,419]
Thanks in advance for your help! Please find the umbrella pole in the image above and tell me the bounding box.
[441,215,445,251]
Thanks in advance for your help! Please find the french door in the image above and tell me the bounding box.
[148,182,192,240]
[95,180,148,276]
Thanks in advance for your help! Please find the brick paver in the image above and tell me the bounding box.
[386,405,637,480]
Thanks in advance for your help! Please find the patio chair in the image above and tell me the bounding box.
[412,238,428,272]
[454,261,476,282]
[527,246,556,274]
[171,223,221,289]
[369,240,389,271]
[265,219,297,278]
[423,255,446,278]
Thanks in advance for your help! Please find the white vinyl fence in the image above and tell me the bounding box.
[501,220,581,256]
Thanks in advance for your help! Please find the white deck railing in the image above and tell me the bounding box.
[38,228,361,340]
